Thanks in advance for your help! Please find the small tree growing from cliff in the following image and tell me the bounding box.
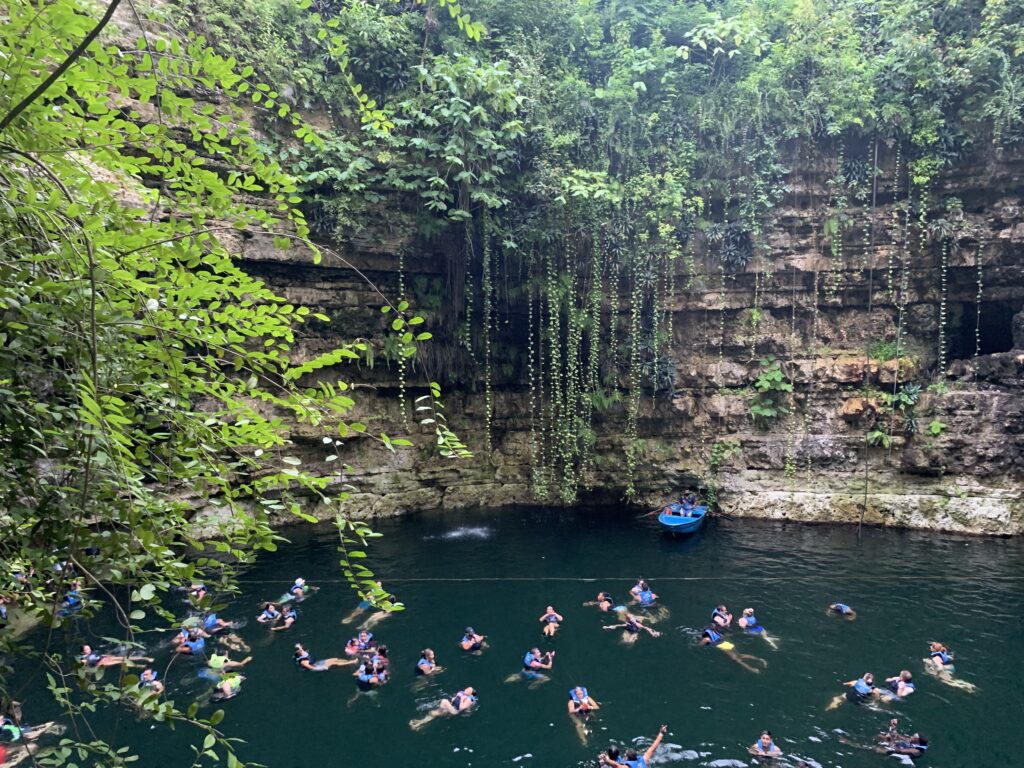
[749,357,793,428]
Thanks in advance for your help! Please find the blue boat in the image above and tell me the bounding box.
[657,502,707,533]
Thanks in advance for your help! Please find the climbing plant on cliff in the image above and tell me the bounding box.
[0,0,468,763]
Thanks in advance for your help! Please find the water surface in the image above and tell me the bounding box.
[26,509,1024,767]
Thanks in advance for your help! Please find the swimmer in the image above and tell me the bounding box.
[583,592,623,613]
[189,583,208,603]
[202,613,232,634]
[294,643,353,671]
[416,649,443,676]
[539,605,563,637]
[60,581,84,615]
[361,594,401,631]
[632,582,658,608]
[884,670,915,698]
[604,613,661,642]
[213,672,244,701]
[270,604,297,631]
[880,719,928,757]
[172,619,209,646]
[257,602,280,624]
[80,644,152,668]
[345,630,376,656]
[354,656,388,688]
[288,578,309,600]
[699,626,767,673]
[567,686,600,745]
[138,668,164,696]
[629,578,645,599]
[519,647,555,683]
[409,687,477,730]
[711,605,732,629]
[827,672,876,709]
[739,608,778,649]
[175,629,207,656]
[600,723,667,767]
[923,641,977,692]
[749,730,783,757]
[460,627,487,652]
[206,651,251,678]
[341,580,383,625]
[827,602,857,619]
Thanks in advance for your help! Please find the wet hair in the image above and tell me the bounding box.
[901,670,912,681]
[605,746,620,759]
[377,645,388,657]
[624,748,638,760]
[420,648,432,658]
[864,672,874,683]
[915,734,928,746]
[639,581,649,591]
[464,627,474,635]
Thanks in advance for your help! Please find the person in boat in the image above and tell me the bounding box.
[749,730,783,757]
[699,627,766,673]
[270,604,298,632]
[827,602,857,619]
[175,629,207,656]
[341,580,383,625]
[539,605,563,637]
[345,630,376,656]
[80,644,152,668]
[603,613,661,641]
[600,724,667,767]
[711,605,732,629]
[567,686,599,715]
[460,627,487,652]
[738,607,778,649]
[257,602,280,624]
[827,672,877,709]
[294,642,351,671]
[138,668,164,695]
[409,687,477,730]
[633,582,658,608]
[521,648,555,681]
[416,648,442,676]
[884,670,915,698]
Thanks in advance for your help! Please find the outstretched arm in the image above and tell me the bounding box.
[644,725,668,763]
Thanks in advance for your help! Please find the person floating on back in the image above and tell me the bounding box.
[409,687,477,730]
[539,605,563,637]
[827,602,857,619]
[600,724,667,767]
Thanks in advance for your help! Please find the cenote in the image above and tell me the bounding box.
[20,509,1024,768]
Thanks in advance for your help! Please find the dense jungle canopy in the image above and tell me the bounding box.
[1,0,1022,764]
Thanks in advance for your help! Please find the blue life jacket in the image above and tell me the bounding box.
[416,657,432,674]
[0,604,7,621]
[356,632,373,650]
[703,627,723,644]
[203,614,219,630]
[623,758,646,768]
[545,612,559,622]
[833,603,851,614]
[295,651,312,665]
[282,609,297,623]
[185,637,205,654]
[853,677,874,695]
[83,651,103,667]
[711,608,728,623]
[523,652,537,669]
[260,607,279,621]
[639,590,654,606]
[64,590,82,608]
[569,687,589,704]
[452,691,476,709]
[141,670,159,687]
[931,650,951,665]
[289,582,304,596]
[462,634,480,647]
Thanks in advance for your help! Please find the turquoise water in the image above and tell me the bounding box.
[21,509,1024,767]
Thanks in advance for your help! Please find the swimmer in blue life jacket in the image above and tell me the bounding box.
[632,582,658,608]
[345,630,376,657]
[839,719,928,759]
[567,686,600,745]
[749,730,783,757]
[584,592,624,614]
[138,668,164,696]
[409,686,477,730]
[294,643,353,671]
[256,602,280,623]
[416,648,443,676]
[827,602,857,619]
[517,648,555,683]
[270,604,298,632]
[175,629,207,656]
[604,613,661,642]
[539,605,564,637]
[923,640,977,692]
[600,724,667,767]
[700,626,767,673]
[80,644,152,668]
[711,605,733,630]
[827,672,877,709]
[738,607,778,649]
[460,627,488,652]
[883,670,915,698]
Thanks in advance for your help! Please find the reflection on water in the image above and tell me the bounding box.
[20,508,1024,767]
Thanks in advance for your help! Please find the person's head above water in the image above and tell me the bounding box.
[743,608,755,616]
[759,731,773,745]
[605,746,620,760]
[863,672,874,684]
[899,670,912,682]
[929,641,947,652]
[464,627,475,636]
[624,748,638,760]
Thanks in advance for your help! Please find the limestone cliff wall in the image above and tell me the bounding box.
[239,148,1024,535]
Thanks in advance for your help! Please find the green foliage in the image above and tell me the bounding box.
[0,0,468,762]
[927,419,948,437]
[749,357,793,426]
[867,429,892,449]
[869,339,900,361]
